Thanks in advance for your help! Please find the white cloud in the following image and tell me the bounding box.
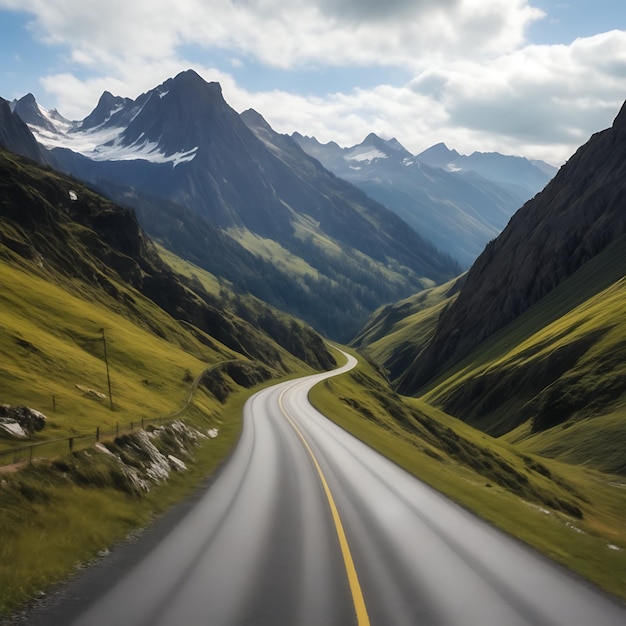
[1,0,624,164]
[2,0,541,70]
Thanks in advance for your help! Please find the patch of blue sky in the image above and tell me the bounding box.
[178,43,412,96]
[528,0,626,45]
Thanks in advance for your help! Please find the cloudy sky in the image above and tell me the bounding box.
[1,0,624,164]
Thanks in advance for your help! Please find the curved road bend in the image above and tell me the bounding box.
[36,353,626,625]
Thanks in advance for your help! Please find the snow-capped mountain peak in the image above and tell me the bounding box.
[14,78,201,168]
[347,132,412,163]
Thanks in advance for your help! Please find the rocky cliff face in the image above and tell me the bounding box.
[0,98,47,164]
[400,100,626,394]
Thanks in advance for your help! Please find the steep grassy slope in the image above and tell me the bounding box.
[0,146,334,454]
[0,258,226,442]
[419,235,626,460]
[0,148,335,615]
[354,232,626,478]
[310,350,626,601]
[352,276,463,381]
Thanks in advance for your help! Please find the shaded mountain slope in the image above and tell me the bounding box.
[0,147,334,372]
[0,98,48,164]
[293,132,553,267]
[417,234,626,473]
[401,100,626,394]
[351,276,463,383]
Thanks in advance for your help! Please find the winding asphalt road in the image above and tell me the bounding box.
[30,353,626,625]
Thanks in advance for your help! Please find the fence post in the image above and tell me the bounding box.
[96,426,100,442]
[29,445,33,465]
[116,422,119,436]
[130,421,133,431]
[141,417,144,430]
[69,437,74,452]
[52,396,56,412]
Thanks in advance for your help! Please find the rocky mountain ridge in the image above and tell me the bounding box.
[399,99,626,395]
[5,70,459,340]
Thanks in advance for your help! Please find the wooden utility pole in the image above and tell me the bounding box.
[101,328,114,410]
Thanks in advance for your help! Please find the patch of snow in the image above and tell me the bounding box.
[349,165,362,171]
[607,544,621,551]
[37,102,75,134]
[207,428,219,439]
[159,90,169,99]
[345,147,387,163]
[69,190,78,201]
[30,119,198,167]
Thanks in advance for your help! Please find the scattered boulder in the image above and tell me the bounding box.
[76,384,107,400]
[0,404,47,439]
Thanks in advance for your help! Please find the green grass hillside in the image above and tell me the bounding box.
[419,235,626,472]
[352,276,462,381]
[0,145,338,457]
[0,147,332,615]
[0,255,231,445]
[356,233,626,476]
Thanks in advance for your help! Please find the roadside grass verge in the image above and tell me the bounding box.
[0,358,316,618]
[309,349,626,601]
[0,384,243,617]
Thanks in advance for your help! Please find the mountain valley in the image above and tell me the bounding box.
[1,70,625,614]
[6,71,460,341]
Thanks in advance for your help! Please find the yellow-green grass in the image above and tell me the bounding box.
[355,277,460,366]
[508,407,626,475]
[0,360,319,617]
[0,257,237,450]
[228,227,323,281]
[309,349,626,600]
[156,244,224,295]
[419,237,626,444]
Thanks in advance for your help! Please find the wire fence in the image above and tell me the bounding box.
[0,416,181,468]
[0,360,239,469]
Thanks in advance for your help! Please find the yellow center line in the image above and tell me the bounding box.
[279,387,370,626]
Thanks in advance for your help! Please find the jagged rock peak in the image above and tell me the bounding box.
[81,90,132,130]
[240,108,271,130]
[612,100,626,129]
[166,69,222,97]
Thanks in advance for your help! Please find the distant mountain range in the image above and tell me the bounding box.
[2,70,460,341]
[292,132,556,267]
